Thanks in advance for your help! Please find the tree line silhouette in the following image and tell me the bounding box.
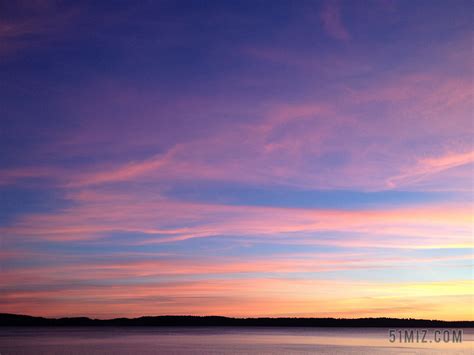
[1,313,472,327]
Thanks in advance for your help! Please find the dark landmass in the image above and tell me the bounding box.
[1,313,472,327]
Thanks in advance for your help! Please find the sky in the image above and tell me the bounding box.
[0,0,472,320]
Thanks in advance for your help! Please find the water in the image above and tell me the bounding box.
[0,327,472,354]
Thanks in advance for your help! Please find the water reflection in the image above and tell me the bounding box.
[0,327,472,354]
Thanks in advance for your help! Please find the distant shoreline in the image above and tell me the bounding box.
[1,313,473,327]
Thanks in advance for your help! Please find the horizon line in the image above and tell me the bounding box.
[2,313,473,324]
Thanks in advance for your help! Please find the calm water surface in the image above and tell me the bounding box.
[0,327,472,354]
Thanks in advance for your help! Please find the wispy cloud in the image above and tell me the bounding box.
[387,151,474,188]
[0,0,81,57]
[320,0,350,40]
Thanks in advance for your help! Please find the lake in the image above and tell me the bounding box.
[0,327,472,354]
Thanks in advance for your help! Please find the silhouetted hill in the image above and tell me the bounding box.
[1,313,472,327]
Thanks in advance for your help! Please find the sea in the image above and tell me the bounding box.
[0,327,472,354]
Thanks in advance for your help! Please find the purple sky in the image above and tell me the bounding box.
[0,0,473,320]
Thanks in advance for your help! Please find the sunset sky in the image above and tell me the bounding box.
[0,0,472,320]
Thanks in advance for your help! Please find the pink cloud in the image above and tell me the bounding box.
[51,70,470,192]
[2,185,471,251]
[387,150,474,188]
[2,252,470,287]
[3,54,470,193]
